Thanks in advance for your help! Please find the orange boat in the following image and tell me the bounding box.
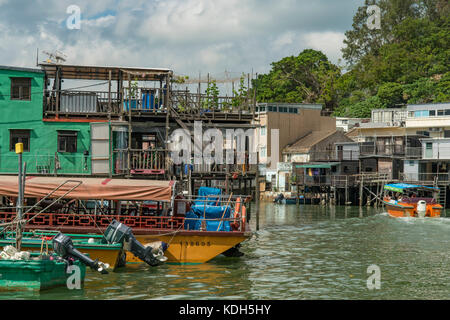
[383,183,443,218]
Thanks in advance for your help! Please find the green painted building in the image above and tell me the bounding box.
[0,66,94,175]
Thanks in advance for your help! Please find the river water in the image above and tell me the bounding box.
[2,203,449,300]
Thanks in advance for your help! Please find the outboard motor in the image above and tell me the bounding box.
[52,233,109,274]
[274,193,284,204]
[417,200,427,218]
[103,220,168,267]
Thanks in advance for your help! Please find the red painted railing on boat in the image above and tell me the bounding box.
[0,212,185,230]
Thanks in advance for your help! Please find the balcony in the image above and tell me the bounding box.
[190,163,258,175]
[44,88,167,117]
[405,147,423,158]
[113,149,167,175]
[308,150,360,162]
[359,143,405,157]
[170,90,255,121]
[402,172,449,183]
[43,88,255,121]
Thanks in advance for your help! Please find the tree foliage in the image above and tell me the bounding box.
[254,0,449,118]
[253,49,341,111]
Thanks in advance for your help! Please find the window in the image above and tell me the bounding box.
[438,110,445,116]
[259,106,266,112]
[445,110,450,116]
[268,106,276,112]
[429,110,436,116]
[260,126,266,136]
[414,110,429,117]
[260,147,267,158]
[417,131,430,137]
[426,143,433,150]
[260,147,267,157]
[57,131,78,153]
[10,130,30,152]
[445,130,450,138]
[10,78,31,101]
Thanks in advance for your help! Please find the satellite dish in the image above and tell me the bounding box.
[42,50,67,64]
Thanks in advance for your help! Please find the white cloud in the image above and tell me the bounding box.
[0,0,363,77]
[302,31,346,63]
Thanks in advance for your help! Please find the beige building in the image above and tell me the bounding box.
[254,103,336,165]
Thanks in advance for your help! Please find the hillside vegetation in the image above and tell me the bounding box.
[253,0,450,118]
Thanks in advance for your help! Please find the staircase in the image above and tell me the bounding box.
[438,185,447,209]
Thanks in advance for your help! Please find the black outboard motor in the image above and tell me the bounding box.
[52,233,109,274]
[274,193,284,203]
[103,220,168,267]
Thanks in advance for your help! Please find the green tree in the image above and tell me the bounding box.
[205,80,220,110]
[377,82,405,107]
[232,74,248,110]
[253,49,341,111]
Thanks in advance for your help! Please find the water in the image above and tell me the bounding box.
[1,203,450,300]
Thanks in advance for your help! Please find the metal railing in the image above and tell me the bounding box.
[307,150,360,161]
[170,90,254,115]
[293,173,389,187]
[113,149,167,174]
[44,90,122,114]
[360,144,405,156]
[402,172,450,183]
[405,147,423,158]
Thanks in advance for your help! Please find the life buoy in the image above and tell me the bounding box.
[231,198,242,231]
[241,206,247,230]
[234,197,242,218]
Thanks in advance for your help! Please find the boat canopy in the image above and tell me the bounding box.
[296,162,340,169]
[384,183,439,193]
[0,176,174,202]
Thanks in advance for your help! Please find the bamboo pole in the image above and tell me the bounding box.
[217,193,233,231]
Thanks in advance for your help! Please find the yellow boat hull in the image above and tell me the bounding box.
[125,233,251,265]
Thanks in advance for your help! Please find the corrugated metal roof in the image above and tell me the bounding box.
[283,130,338,153]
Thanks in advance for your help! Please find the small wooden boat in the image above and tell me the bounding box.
[383,183,443,218]
[273,194,313,205]
[0,252,86,291]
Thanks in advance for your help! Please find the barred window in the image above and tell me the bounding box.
[11,78,31,101]
[10,130,30,152]
[58,131,78,153]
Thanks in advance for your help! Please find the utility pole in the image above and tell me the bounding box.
[15,143,25,251]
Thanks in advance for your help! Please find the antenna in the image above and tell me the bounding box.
[42,50,68,64]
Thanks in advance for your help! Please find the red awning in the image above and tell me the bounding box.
[0,176,174,202]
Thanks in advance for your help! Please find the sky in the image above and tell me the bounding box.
[0,0,365,81]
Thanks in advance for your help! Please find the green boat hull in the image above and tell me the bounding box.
[0,257,86,291]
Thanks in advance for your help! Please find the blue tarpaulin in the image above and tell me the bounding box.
[195,187,222,206]
[184,205,231,232]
